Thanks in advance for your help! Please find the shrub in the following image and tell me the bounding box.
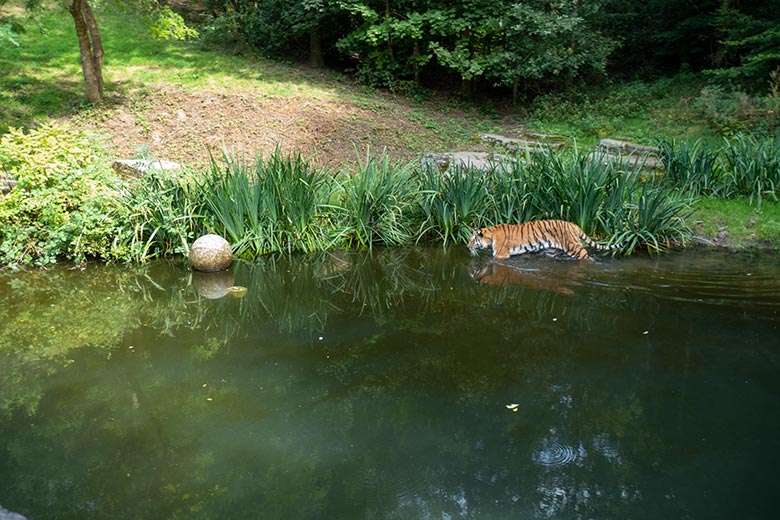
[696,86,779,135]
[658,139,721,196]
[0,124,123,266]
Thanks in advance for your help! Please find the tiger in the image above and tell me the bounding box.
[467,219,621,260]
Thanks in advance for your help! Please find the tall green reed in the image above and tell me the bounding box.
[112,168,204,262]
[334,149,421,249]
[612,182,694,253]
[486,158,535,224]
[199,148,336,256]
[658,139,720,196]
[199,151,263,256]
[721,133,780,209]
[417,163,491,244]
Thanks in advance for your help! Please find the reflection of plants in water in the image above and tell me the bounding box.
[2,248,724,519]
[229,255,337,335]
[324,248,437,321]
[0,266,147,416]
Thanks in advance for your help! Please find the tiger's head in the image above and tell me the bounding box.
[467,227,492,255]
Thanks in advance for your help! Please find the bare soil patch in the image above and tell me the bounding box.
[69,85,485,169]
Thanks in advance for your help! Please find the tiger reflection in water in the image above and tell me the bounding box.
[468,260,581,295]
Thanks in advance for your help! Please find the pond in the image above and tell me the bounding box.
[1,247,779,519]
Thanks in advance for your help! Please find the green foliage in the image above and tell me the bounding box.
[696,85,780,135]
[336,0,430,89]
[198,149,336,256]
[206,0,615,93]
[707,7,780,89]
[146,5,199,41]
[457,149,693,254]
[658,139,721,196]
[2,123,777,269]
[615,182,693,253]
[0,22,20,47]
[720,133,780,209]
[485,157,535,225]
[111,167,205,263]
[335,148,421,249]
[0,124,124,266]
[417,164,491,245]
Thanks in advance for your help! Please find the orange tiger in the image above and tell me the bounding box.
[467,219,621,260]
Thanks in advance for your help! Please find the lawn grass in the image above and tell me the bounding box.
[0,4,339,131]
[690,198,780,249]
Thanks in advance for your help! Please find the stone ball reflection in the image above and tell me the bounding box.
[192,270,235,299]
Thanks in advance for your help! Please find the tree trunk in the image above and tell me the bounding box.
[309,26,323,68]
[67,0,104,104]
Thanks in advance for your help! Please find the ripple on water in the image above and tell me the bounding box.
[532,437,580,467]
[582,257,780,316]
[362,462,445,507]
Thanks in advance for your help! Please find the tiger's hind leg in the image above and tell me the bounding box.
[564,243,592,260]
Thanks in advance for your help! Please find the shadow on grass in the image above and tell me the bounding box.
[0,72,85,131]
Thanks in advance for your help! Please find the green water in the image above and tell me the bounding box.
[1,247,779,519]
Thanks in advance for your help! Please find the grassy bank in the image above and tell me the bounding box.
[1,3,779,267]
[691,198,780,250]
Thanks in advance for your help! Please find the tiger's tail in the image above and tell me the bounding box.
[578,231,623,253]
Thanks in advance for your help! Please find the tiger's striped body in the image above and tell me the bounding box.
[467,220,620,260]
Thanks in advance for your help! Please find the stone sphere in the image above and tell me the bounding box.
[190,234,233,272]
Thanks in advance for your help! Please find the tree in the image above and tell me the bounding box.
[492,0,616,102]
[65,0,103,104]
[336,0,432,88]
[61,1,197,104]
[707,4,780,89]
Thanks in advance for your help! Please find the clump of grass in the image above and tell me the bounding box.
[198,148,336,256]
[417,163,491,244]
[614,183,694,253]
[658,139,720,197]
[335,148,421,249]
[112,167,204,262]
[720,133,780,209]
[484,157,535,224]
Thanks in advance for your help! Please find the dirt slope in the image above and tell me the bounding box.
[70,85,491,169]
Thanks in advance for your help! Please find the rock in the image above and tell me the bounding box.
[0,505,27,520]
[189,234,233,272]
[192,270,235,299]
[1,172,17,195]
[592,138,664,171]
[112,159,182,178]
[481,132,566,154]
[597,138,659,156]
[421,152,507,173]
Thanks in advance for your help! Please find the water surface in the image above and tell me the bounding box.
[1,248,779,519]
